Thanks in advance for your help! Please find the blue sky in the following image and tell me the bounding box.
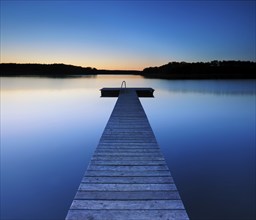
[1,0,255,70]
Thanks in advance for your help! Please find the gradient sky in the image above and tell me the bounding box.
[1,1,255,70]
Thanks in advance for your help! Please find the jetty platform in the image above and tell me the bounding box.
[66,87,189,220]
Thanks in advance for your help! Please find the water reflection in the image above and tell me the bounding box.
[141,81,255,220]
[1,76,255,220]
[151,79,256,95]
[2,76,255,94]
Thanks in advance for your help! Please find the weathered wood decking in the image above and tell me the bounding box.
[66,88,189,220]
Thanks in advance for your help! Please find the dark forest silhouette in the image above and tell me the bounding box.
[1,61,255,79]
[0,63,140,77]
[142,61,255,79]
[0,63,97,77]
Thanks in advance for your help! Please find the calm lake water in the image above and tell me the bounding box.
[1,76,255,220]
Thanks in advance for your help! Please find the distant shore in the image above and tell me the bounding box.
[1,61,255,79]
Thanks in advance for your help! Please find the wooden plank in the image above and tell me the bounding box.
[96,147,159,150]
[75,191,180,200]
[100,136,156,140]
[79,183,177,191]
[66,210,189,220]
[96,146,156,149]
[95,149,160,153]
[92,156,165,161]
[101,137,155,140]
[98,142,157,145]
[99,140,158,144]
[103,129,153,131]
[93,152,162,156]
[85,170,172,177]
[89,160,166,165]
[81,176,174,184]
[97,144,159,148]
[87,165,169,171]
[70,200,184,210]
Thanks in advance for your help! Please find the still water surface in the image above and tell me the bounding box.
[1,76,255,220]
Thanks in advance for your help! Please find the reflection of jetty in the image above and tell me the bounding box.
[66,85,189,219]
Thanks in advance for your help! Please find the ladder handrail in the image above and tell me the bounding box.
[121,81,126,88]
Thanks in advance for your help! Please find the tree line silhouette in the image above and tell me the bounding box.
[142,61,255,79]
[0,63,98,77]
[0,63,140,77]
[1,61,255,78]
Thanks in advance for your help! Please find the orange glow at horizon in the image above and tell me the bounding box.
[1,51,169,71]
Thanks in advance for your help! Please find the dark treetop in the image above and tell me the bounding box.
[142,61,256,79]
[1,61,255,79]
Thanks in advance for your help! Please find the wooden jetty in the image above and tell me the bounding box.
[66,86,189,220]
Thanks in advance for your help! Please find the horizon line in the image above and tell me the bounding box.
[1,59,256,72]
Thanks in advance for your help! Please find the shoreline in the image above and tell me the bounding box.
[1,62,255,79]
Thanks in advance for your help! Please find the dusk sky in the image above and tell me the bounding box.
[1,1,255,70]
